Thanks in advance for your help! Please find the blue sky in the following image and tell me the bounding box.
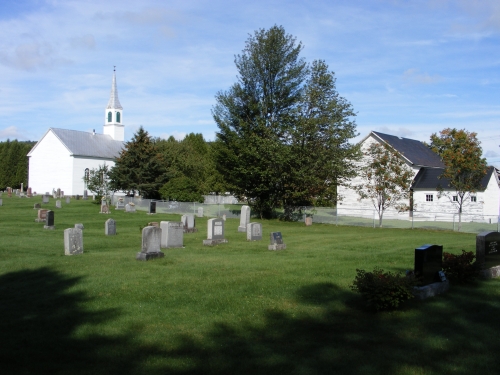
[1,0,499,166]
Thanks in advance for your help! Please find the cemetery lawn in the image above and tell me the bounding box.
[1,198,499,375]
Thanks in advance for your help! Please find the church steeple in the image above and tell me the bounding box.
[103,67,124,141]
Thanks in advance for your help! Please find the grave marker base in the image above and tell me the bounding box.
[268,244,286,251]
[413,280,449,300]
[237,226,247,232]
[203,239,228,246]
[136,252,165,261]
[480,265,500,279]
[44,225,55,230]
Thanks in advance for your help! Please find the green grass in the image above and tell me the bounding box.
[1,196,500,375]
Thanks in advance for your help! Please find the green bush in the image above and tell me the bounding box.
[442,250,479,284]
[351,268,417,311]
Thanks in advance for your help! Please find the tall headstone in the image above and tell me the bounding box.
[268,232,286,251]
[100,200,109,214]
[27,187,32,197]
[56,200,62,209]
[56,188,61,198]
[83,190,88,200]
[414,244,443,285]
[42,195,49,204]
[160,221,184,248]
[36,209,48,222]
[247,222,262,241]
[64,228,83,255]
[105,218,116,236]
[476,231,500,277]
[181,214,196,233]
[149,201,156,214]
[44,210,55,230]
[203,218,228,246]
[197,207,203,217]
[136,226,164,260]
[238,205,251,232]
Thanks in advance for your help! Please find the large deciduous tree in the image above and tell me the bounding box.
[108,127,165,199]
[212,25,359,219]
[429,128,487,231]
[353,143,414,227]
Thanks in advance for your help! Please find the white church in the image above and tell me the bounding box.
[27,71,125,196]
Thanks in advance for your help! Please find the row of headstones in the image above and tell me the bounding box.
[413,230,500,287]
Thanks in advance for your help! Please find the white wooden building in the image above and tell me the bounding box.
[27,71,125,196]
[338,131,500,220]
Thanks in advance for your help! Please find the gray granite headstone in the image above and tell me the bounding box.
[268,232,286,251]
[203,218,227,246]
[83,190,88,200]
[476,231,500,276]
[197,207,203,217]
[64,228,83,255]
[75,223,84,230]
[34,203,41,209]
[56,200,62,209]
[247,222,262,241]
[148,201,156,214]
[238,205,251,232]
[160,221,184,248]
[105,218,116,236]
[115,200,125,210]
[42,195,49,204]
[65,197,70,204]
[136,226,164,260]
[57,188,61,198]
[44,210,55,229]
[181,214,196,233]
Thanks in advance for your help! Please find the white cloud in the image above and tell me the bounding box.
[403,68,443,85]
[0,126,29,140]
[69,34,96,49]
[0,42,72,71]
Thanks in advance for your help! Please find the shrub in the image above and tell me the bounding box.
[351,268,417,311]
[442,250,479,284]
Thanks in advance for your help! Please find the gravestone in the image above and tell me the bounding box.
[34,203,41,209]
[181,214,196,233]
[105,218,116,236]
[160,221,184,248]
[35,209,48,222]
[476,231,500,278]
[76,195,80,200]
[44,210,55,230]
[64,228,83,255]
[238,205,251,232]
[125,203,136,213]
[305,216,313,226]
[65,197,70,204]
[115,199,125,210]
[203,218,228,246]
[27,187,32,197]
[222,214,226,221]
[414,244,443,285]
[75,223,84,230]
[269,232,286,251]
[100,202,109,214]
[56,200,62,209]
[136,226,164,260]
[148,201,156,214]
[83,190,88,200]
[197,207,203,217]
[60,190,64,197]
[247,222,262,241]
[0,198,2,206]
[57,188,61,198]
[42,195,49,204]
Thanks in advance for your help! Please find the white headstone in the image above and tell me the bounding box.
[56,200,62,209]
[136,226,164,260]
[238,205,251,232]
[203,218,228,246]
[160,221,184,248]
[181,214,196,232]
[247,222,262,241]
[64,228,83,255]
[197,207,204,217]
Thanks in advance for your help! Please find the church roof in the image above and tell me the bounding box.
[106,71,123,110]
[28,128,124,159]
[371,131,445,168]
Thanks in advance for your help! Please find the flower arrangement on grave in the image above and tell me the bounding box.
[129,202,135,206]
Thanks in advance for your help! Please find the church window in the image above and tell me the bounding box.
[116,112,121,123]
[107,112,112,122]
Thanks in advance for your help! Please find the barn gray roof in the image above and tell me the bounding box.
[48,128,124,159]
[372,131,445,168]
[412,166,496,191]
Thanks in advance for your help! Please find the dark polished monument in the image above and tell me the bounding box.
[414,244,443,285]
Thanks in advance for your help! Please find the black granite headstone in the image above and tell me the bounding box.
[149,201,156,214]
[414,244,443,285]
[476,231,500,269]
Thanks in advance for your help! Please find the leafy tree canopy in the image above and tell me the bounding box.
[212,25,359,219]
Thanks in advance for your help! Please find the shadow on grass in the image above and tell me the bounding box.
[0,267,162,375]
[161,282,500,375]
[2,269,500,375]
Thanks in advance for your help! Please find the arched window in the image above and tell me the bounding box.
[116,112,121,123]
[107,112,112,122]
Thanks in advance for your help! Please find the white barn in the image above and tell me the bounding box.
[27,71,125,196]
[338,131,500,220]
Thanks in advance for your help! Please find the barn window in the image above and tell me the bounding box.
[471,196,477,202]
[426,194,433,202]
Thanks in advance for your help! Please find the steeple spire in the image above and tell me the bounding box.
[103,67,124,141]
[107,67,123,110]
